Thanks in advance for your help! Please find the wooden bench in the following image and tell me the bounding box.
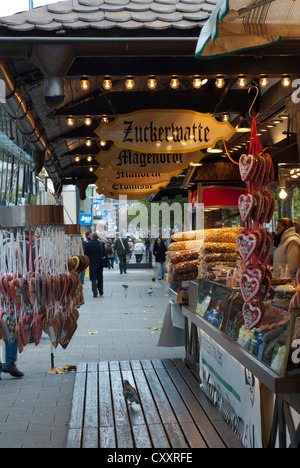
[67,358,244,449]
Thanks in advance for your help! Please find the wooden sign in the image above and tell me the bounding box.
[95,109,235,153]
[95,165,181,186]
[95,179,165,199]
[95,147,204,173]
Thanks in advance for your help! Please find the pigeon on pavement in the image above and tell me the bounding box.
[123,379,141,405]
[122,285,129,289]
[147,287,153,295]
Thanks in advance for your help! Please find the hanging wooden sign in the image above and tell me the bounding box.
[94,109,235,153]
[95,165,181,186]
[95,147,204,173]
[95,187,155,201]
[95,179,165,199]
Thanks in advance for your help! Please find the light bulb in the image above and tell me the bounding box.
[237,76,247,88]
[84,116,92,126]
[215,76,225,88]
[75,156,80,162]
[222,113,229,122]
[81,76,89,90]
[170,76,179,89]
[67,116,74,126]
[86,138,92,147]
[279,188,287,200]
[103,77,112,90]
[87,156,93,162]
[259,75,269,88]
[281,75,291,87]
[192,76,202,89]
[100,140,106,147]
[147,76,157,90]
[101,115,109,123]
[89,166,94,172]
[125,77,135,90]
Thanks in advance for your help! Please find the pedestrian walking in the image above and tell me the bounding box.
[84,232,108,297]
[115,233,130,274]
[133,239,145,263]
[153,237,167,280]
[105,238,115,269]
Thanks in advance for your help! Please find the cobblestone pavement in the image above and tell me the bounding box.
[0,268,184,448]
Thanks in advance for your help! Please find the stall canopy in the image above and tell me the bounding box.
[0,0,299,200]
[196,0,300,59]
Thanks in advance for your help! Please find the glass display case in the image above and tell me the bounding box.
[195,279,300,378]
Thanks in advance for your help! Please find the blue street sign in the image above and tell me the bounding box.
[79,213,93,226]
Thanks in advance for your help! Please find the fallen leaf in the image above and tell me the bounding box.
[47,365,76,375]
[144,305,155,308]
[122,312,134,315]
[87,331,99,335]
[146,326,162,331]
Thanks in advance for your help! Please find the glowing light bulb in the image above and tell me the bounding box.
[259,75,269,88]
[81,77,89,90]
[147,76,157,90]
[67,117,74,126]
[170,76,180,89]
[279,188,287,200]
[215,76,225,88]
[192,76,202,89]
[103,77,112,90]
[84,116,92,126]
[125,77,135,90]
[281,75,291,87]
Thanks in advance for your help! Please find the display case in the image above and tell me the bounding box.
[181,279,300,394]
[179,279,300,447]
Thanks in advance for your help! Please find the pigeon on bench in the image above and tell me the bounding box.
[123,379,141,405]
[122,284,129,289]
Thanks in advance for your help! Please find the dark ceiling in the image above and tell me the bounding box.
[0,0,298,199]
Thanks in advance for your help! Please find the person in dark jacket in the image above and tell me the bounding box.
[153,237,167,280]
[114,233,130,274]
[84,232,108,297]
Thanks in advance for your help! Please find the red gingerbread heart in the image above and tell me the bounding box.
[236,230,259,261]
[264,153,274,182]
[242,301,265,330]
[239,154,258,182]
[265,196,275,224]
[251,192,263,221]
[239,194,254,222]
[258,276,271,301]
[240,273,261,303]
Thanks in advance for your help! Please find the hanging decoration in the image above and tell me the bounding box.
[95,109,235,154]
[0,211,87,354]
[95,147,204,173]
[236,116,275,330]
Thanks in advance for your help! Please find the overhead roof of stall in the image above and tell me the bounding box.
[0,0,298,199]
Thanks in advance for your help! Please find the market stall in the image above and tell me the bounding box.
[0,206,87,361]
[162,122,300,448]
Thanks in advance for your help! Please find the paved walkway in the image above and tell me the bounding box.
[0,268,185,448]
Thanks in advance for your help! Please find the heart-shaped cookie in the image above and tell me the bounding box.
[251,192,263,221]
[236,230,259,261]
[240,273,261,303]
[242,301,265,330]
[32,315,43,346]
[239,194,254,222]
[264,153,274,183]
[265,196,275,224]
[239,154,258,182]
[258,276,271,302]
